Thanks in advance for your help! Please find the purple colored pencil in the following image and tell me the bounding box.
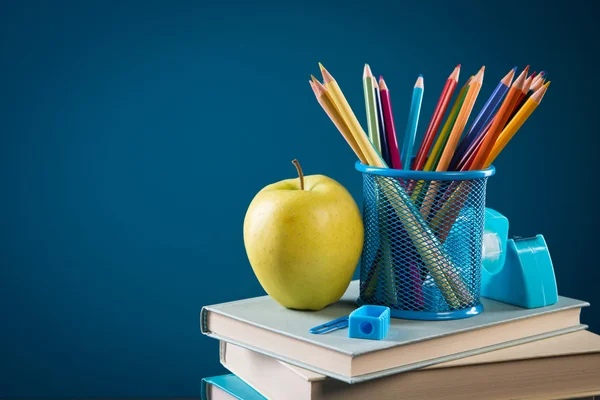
[449,67,516,170]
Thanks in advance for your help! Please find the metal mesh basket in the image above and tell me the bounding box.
[355,162,495,320]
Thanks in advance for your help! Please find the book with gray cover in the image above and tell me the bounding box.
[201,281,588,383]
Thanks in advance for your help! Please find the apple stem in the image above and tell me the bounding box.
[291,159,305,190]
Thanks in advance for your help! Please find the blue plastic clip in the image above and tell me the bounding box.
[309,316,349,334]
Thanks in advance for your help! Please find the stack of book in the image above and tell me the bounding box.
[200,281,600,399]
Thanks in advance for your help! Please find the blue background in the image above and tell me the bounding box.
[1,0,599,397]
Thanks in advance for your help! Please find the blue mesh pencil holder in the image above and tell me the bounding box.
[355,162,495,321]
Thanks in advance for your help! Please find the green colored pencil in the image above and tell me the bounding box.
[363,64,381,155]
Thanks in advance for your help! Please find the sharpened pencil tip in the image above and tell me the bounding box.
[415,75,424,88]
[379,77,388,91]
[450,65,460,81]
[319,63,334,84]
[363,64,374,79]
[540,71,546,76]
[531,81,550,103]
[311,75,326,91]
[419,74,423,78]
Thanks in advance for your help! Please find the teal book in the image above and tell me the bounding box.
[201,374,264,400]
[201,280,588,384]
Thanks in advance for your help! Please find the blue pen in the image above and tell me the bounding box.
[450,67,516,170]
[400,75,424,169]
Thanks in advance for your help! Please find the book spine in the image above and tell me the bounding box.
[220,341,227,364]
[200,378,209,400]
[200,307,210,334]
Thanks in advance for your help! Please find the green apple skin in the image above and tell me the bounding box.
[243,174,363,311]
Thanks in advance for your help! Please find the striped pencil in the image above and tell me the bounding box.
[412,65,460,171]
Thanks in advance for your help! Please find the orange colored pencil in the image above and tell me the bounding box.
[470,66,529,170]
[418,67,484,219]
[435,66,485,172]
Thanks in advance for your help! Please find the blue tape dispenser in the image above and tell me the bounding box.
[481,208,558,309]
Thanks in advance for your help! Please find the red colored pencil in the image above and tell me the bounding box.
[411,65,460,171]
[379,77,402,169]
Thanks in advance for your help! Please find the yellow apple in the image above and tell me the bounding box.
[243,160,364,311]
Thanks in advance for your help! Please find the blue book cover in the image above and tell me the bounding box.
[201,374,265,400]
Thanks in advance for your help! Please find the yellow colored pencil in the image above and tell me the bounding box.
[309,79,367,164]
[484,82,550,167]
[319,63,384,168]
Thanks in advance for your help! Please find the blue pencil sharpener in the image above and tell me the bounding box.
[348,305,390,340]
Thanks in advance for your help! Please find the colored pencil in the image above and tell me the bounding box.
[451,67,515,170]
[470,66,529,170]
[436,67,485,172]
[363,64,382,156]
[318,63,384,167]
[529,73,545,93]
[456,118,490,170]
[379,77,403,169]
[412,65,460,171]
[314,64,469,307]
[507,71,544,125]
[400,75,424,169]
[410,77,472,202]
[523,73,534,93]
[309,79,367,164]
[531,71,545,90]
[422,76,472,172]
[374,78,392,166]
[419,67,484,218]
[484,82,550,167]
